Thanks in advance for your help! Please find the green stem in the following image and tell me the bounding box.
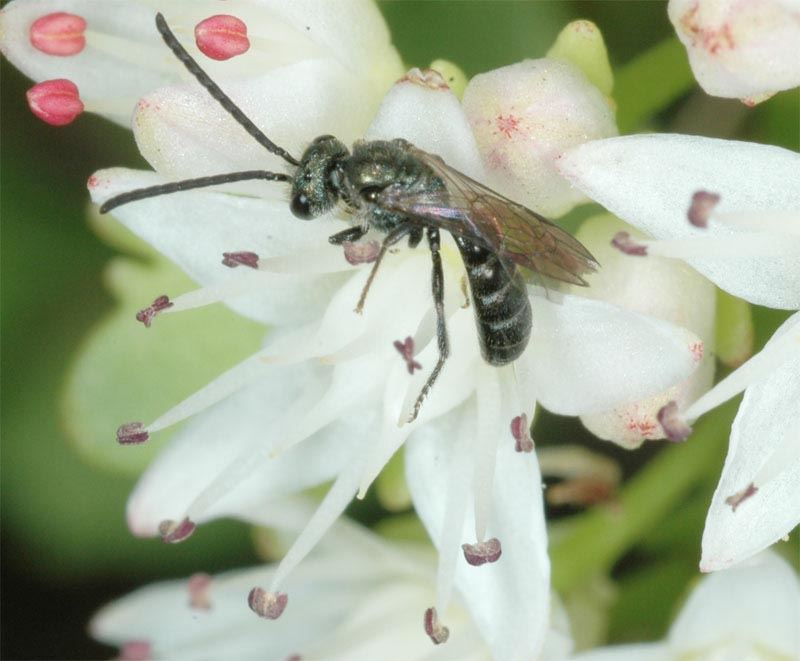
[614,37,695,133]
[551,399,737,592]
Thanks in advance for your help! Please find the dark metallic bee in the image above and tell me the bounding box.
[102,13,599,422]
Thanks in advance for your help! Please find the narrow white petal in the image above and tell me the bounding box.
[670,552,800,657]
[125,363,367,535]
[527,292,700,416]
[89,167,347,326]
[406,404,551,661]
[571,644,669,661]
[700,315,800,571]
[559,135,800,309]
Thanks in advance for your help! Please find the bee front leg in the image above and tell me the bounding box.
[328,225,368,245]
[354,223,411,314]
[408,227,450,423]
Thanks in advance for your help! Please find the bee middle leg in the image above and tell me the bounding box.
[354,223,411,314]
[408,226,450,423]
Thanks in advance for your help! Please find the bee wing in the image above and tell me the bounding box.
[378,149,599,286]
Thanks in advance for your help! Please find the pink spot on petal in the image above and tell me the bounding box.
[495,113,521,138]
[30,12,86,56]
[188,572,213,610]
[117,641,151,661]
[690,340,705,362]
[195,14,250,61]
[26,79,84,126]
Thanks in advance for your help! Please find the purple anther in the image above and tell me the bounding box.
[611,231,648,256]
[725,482,758,512]
[188,572,213,610]
[423,607,450,645]
[462,537,503,566]
[687,190,720,228]
[158,517,196,544]
[116,421,149,445]
[394,336,422,374]
[247,588,288,620]
[222,251,259,269]
[657,401,693,442]
[342,239,380,265]
[136,295,172,327]
[510,414,534,453]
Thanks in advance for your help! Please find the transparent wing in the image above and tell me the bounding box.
[378,148,599,286]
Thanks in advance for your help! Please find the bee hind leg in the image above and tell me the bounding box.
[408,227,450,423]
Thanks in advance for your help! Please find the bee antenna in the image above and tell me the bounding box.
[154,12,300,167]
[99,170,291,214]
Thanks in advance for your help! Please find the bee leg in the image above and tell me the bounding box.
[407,225,424,249]
[328,225,368,245]
[354,223,411,314]
[408,227,450,423]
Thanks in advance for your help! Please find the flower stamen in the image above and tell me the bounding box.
[116,422,150,445]
[247,588,287,619]
[725,483,758,512]
[461,538,502,566]
[423,607,450,645]
[136,295,173,327]
[687,190,720,228]
[158,517,196,543]
[29,13,87,56]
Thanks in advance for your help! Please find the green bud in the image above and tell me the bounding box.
[715,289,754,368]
[547,20,614,96]
[429,58,468,99]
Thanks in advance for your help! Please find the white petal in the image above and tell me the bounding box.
[668,0,800,102]
[559,134,800,309]
[405,406,551,661]
[670,552,800,657]
[526,292,701,416]
[0,0,176,126]
[89,167,347,326]
[573,215,716,446]
[700,314,800,571]
[463,58,617,217]
[133,59,378,178]
[571,643,669,661]
[126,362,368,535]
[365,69,486,180]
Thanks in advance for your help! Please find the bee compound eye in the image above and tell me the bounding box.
[290,192,314,220]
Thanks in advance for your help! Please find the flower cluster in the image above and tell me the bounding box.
[2,0,798,658]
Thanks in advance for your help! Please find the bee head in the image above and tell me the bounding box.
[290,135,349,220]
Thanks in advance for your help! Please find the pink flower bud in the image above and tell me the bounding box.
[29,12,87,56]
[26,79,84,126]
[194,15,250,61]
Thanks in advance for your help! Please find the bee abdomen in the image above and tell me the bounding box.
[455,237,532,365]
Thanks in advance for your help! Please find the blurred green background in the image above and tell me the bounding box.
[1,1,797,659]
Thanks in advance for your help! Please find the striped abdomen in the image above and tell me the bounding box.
[455,236,532,365]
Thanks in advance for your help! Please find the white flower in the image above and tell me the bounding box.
[572,550,800,660]
[668,0,800,105]
[2,3,705,657]
[91,512,575,660]
[558,133,800,570]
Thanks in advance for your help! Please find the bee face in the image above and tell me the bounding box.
[290,135,349,220]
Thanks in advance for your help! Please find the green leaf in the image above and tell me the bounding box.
[62,256,265,475]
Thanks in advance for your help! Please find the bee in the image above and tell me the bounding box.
[101,13,599,422]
